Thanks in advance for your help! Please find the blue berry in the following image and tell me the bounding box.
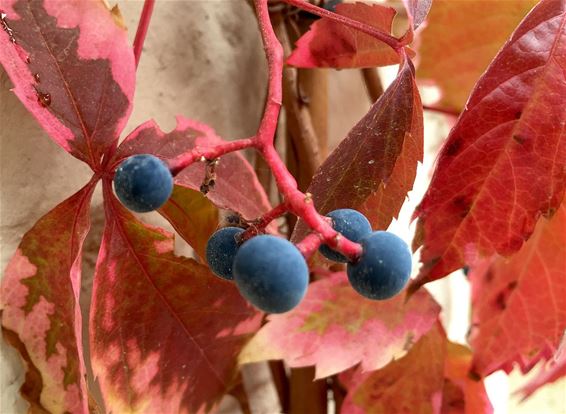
[206,227,244,280]
[233,235,309,313]
[113,154,173,213]
[319,209,372,263]
[347,231,412,300]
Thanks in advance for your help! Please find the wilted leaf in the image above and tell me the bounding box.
[90,183,262,413]
[411,0,566,291]
[292,58,422,242]
[519,341,566,400]
[341,324,492,414]
[1,183,95,413]
[0,0,135,167]
[159,185,219,261]
[287,3,407,68]
[417,0,537,111]
[468,202,566,377]
[113,117,272,221]
[402,0,432,30]
[239,272,439,378]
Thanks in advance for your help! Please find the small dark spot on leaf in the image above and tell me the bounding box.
[484,269,494,283]
[444,138,462,156]
[527,347,540,358]
[37,92,51,107]
[515,111,522,119]
[453,195,472,218]
[495,291,507,310]
[513,134,526,144]
[468,370,482,382]
[544,207,556,218]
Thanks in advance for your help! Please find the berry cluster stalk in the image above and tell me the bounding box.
[132,0,421,261]
[250,0,363,260]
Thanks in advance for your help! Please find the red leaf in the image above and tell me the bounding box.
[0,0,135,167]
[402,0,432,30]
[341,324,446,414]
[519,340,566,400]
[287,3,407,68]
[158,185,219,261]
[1,183,95,413]
[239,272,439,378]
[468,202,566,377]
[113,117,272,221]
[410,0,566,290]
[90,183,262,413]
[443,342,494,414]
[341,324,492,414]
[292,58,423,242]
[416,0,537,111]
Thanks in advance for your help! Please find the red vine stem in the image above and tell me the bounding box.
[295,232,323,259]
[253,0,362,260]
[281,0,404,51]
[167,138,255,176]
[133,0,156,68]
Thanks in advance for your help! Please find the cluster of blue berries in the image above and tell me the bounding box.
[113,155,413,314]
[206,208,412,313]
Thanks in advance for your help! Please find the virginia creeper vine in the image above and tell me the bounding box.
[127,0,412,261]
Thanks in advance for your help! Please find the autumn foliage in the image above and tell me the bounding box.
[0,0,565,413]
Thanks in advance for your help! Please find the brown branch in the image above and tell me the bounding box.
[423,105,460,117]
[274,16,322,183]
[228,372,252,414]
[289,367,328,414]
[361,68,384,103]
[329,375,347,413]
[269,361,290,412]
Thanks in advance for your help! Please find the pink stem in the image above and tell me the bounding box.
[295,233,323,259]
[254,0,284,146]
[167,138,256,176]
[281,0,403,51]
[253,0,363,261]
[133,0,156,68]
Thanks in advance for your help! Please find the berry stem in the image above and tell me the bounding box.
[281,0,404,52]
[295,232,323,259]
[133,0,156,68]
[167,138,256,176]
[239,202,289,242]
